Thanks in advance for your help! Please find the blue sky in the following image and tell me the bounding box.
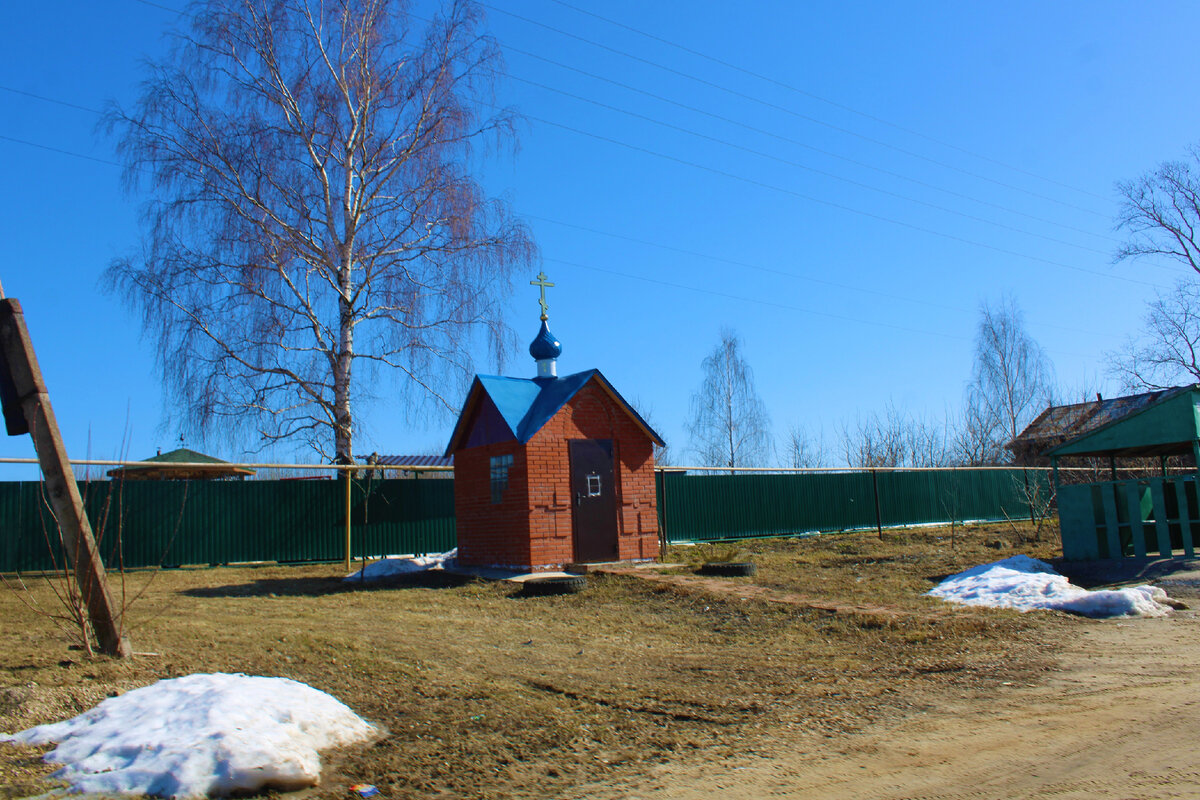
[2,0,1199,470]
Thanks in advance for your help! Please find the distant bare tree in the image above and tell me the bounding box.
[783,424,826,468]
[631,397,673,466]
[949,394,1006,466]
[1108,280,1200,390]
[687,330,772,468]
[840,402,948,468]
[966,295,1053,461]
[1115,143,1200,275]
[104,0,536,461]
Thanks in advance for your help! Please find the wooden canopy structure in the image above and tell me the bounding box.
[1007,387,1185,465]
[1045,386,1200,465]
[1049,386,1200,561]
[108,447,255,481]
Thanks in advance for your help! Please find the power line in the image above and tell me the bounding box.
[544,0,1111,204]
[0,90,1113,337]
[510,73,1115,259]
[481,2,1111,219]
[519,111,1165,289]
[547,255,969,342]
[0,134,120,168]
[505,45,1120,246]
[0,86,103,115]
[527,214,1110,339]
[0,87,1122,352]
[548,256,1094,361]
[0,82,1166,294]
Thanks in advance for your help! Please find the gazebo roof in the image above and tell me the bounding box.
[1044,385,1200,459]
[108,448,256,480]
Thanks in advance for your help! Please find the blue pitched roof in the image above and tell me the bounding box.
[445,369,664,454]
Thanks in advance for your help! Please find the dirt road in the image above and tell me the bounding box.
[578,608,1200,800]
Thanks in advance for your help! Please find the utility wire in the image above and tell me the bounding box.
[547,255,970,341]
[545,0,1111,204]
[548,256,1093,361]
[520,111,1165,289]
[0,86,103,115]
[528,214,1110,338]
[506,45,1119,246]
[0,121,1119,341]
[481,2,1111,219]
[511,73,1115,259]
[0,81,1169,303]
[0,134,120,168]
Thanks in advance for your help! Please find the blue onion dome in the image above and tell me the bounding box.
[529,320,562,360]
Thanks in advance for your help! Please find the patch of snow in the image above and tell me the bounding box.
[929,554,1175,618]
[0,673,375,798]
[344,548,456,581]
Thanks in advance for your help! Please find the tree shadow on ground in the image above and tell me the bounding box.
[181,571,479,598]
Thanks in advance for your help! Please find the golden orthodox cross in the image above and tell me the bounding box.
[530,271,554,321]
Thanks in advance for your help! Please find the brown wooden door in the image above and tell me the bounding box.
[569,439,619,563]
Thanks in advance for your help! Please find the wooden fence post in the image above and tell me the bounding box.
[0,299,130,658]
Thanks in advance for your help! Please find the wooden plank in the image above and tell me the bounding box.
[1101,483,1122,558]
[1176,478,1195,558]
[0,299,130,658]
[1057,484,1099,560]
[1150,480,1172,557]
[1126,481,1148,558]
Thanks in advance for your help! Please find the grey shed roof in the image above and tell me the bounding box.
[1007,387,1189,454]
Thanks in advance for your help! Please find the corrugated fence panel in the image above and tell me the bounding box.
[658,471,881,542]
[659,469,1054,543]
[1,470,1050,568]
[0,479,456,572]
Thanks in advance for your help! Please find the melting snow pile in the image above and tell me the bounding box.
[929,554,1176,618]
[344,548,457,581]
[0,673,375,798]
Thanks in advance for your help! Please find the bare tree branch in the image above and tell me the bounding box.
[1107,280,1200,390]
[1115,143,1200,275]
[104,0,536,460]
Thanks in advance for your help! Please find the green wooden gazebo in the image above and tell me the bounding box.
[1050,385,1200,560]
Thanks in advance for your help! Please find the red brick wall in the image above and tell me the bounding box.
[453,440,532,569]
[453,377,660,570]
[523,380,659,568]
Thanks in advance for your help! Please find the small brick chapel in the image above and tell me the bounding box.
[445,273,664,571]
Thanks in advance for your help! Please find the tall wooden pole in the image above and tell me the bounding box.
[0,299,130,658]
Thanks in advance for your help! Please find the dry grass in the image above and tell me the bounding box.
[1,522,1072,799]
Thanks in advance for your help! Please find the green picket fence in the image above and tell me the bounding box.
[0,468,1048,571]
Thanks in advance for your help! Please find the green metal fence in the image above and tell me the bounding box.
[655,468,1051,542]
[0,478,456,572]
[0,468,1050,571]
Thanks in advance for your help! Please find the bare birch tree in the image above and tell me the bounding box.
[1115,143,1200,275]
[966,295,1053,461]
[687,330,772,468]
[1108,280,1200,389]
[104,0,536,461]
